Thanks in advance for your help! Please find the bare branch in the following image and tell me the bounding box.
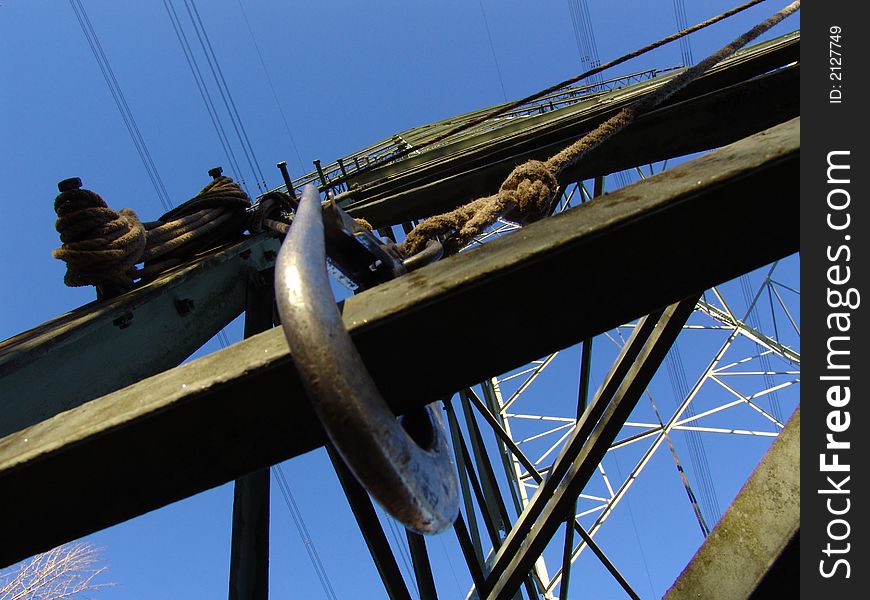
[0,543,111,600]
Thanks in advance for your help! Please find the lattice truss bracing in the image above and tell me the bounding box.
[439,190,799,596]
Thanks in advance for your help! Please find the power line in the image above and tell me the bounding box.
[183,0,268,192]
[235,0,305,173]
[162,0,248,194]
[664,343,721,526]
[382,508,419,599]
[739,273,784,422]
[327,0,767,187]
[567,1,633,190]
[478,0,508,102]
[672,0,695,66]
[274,464,339,600]
[647,390,711,538]
[568,0,603,86]
[610,454,657,598]
[68,0,173,213]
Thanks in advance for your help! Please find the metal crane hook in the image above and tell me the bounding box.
[274,185,459,534]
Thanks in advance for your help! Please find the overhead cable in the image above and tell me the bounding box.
[68,0,173,213]
[478,0,508,102]
[235,0,305,172]
[162,0,248,195]
[184,0,268,192]
[274,464,339,600]
[673,0,695,65]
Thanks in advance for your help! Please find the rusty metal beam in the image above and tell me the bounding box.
[0,118,799,567]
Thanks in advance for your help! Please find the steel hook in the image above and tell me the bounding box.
[274,185,459,534]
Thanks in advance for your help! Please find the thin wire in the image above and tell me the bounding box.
[478,0,508,102]
[664,343,721,526]
[217,330,231,348]
[162,0,247,193]
[567,0,601,86]
[68,0,173,213]
[72,0,173,212]
[577,0,604,83]
[189,0,268,189]
[646,390,711,538]
[568,1,633,189]
[235,0,305,173]
[673,0,695,66]
[609,453,657,598]
[273,464,339,600]
[567,1,584,69]
[186,0,268,191]
[383,509,419,599]
[437,536,463,598]
[181,0,259,191]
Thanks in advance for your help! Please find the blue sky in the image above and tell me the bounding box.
[0,1,799,598]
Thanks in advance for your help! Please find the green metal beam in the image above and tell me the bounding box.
[0,118,799,567]
[0,235,280,437]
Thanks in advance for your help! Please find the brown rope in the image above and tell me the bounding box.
[156,176,249,222]
[53,176,251,291]
[402,0,800,256]
[142,176,250,266]
[52,189,146,288]
[354,218,374,233]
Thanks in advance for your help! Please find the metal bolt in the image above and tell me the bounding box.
[276,161,297,200]
[313,159,329,190]
[57,177,83,193]
[208,166,224,179]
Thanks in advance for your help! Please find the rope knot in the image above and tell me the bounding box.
[499,160,557,222]
[52,188,146,289]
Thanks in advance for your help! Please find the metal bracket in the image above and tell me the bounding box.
[320,195,406,290]
[274,185,459,534]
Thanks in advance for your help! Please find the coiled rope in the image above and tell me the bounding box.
[402,0,800,256]
[53,176,251,291]
[53,187,146,288]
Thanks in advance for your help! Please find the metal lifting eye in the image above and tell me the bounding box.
[274,185,459,534]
